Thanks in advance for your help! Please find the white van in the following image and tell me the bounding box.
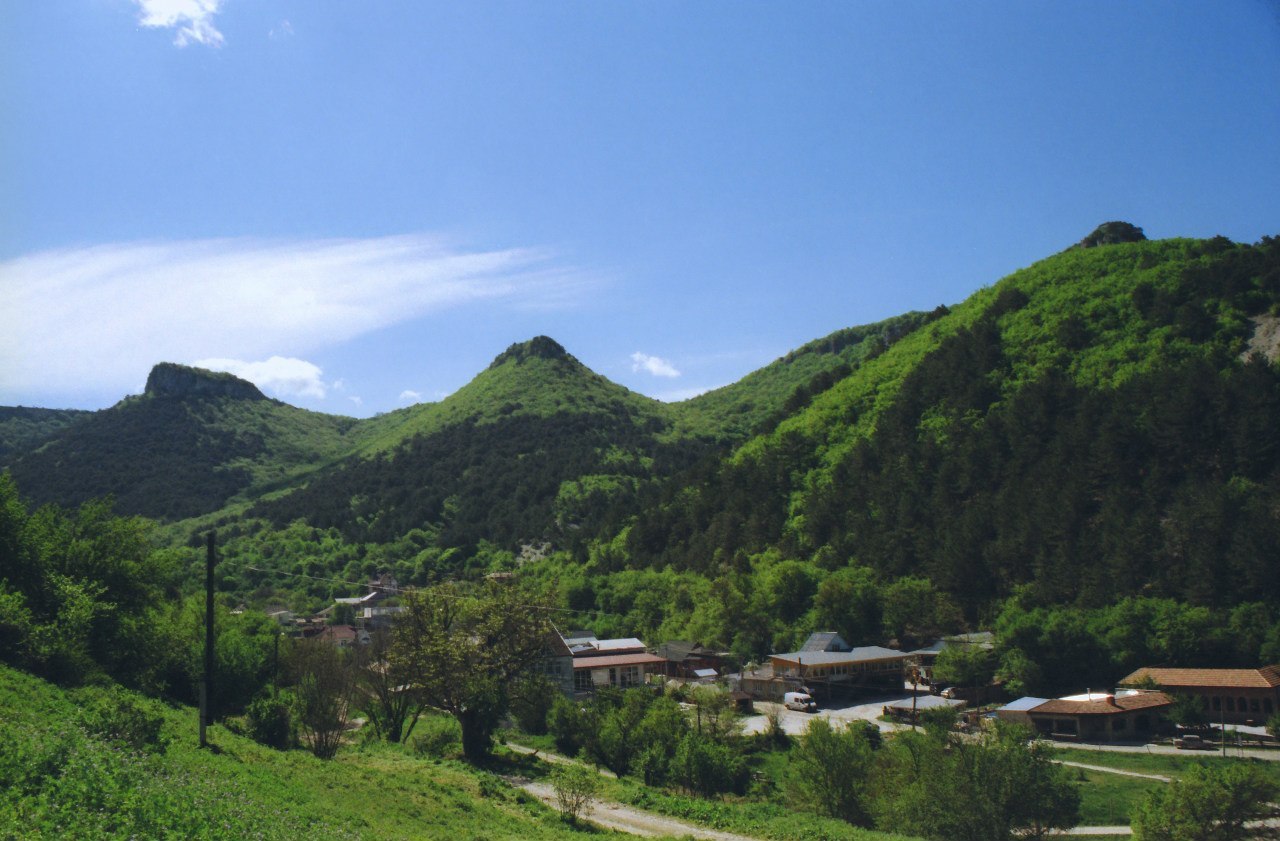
[783,691,817,712]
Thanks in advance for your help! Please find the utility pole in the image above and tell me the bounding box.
[200,531,216,748]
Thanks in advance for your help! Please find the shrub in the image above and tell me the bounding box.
[71,684,166,752]
[551,763,601,823]
[246,690,294,749]
[411,715,461,758]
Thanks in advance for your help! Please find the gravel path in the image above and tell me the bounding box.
[514,779,763,840]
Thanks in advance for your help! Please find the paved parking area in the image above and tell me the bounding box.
[739,693,921,735]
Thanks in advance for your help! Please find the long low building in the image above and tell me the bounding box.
[1118,666,1280,725]
[768,645,906,695]
[997,690,1172,742]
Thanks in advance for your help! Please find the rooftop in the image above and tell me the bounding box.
[1032,691,1172,716]
[1119,666,1280,690]
[572,652,668,670]
[770,645,904,666]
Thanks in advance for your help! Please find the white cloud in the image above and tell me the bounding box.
[134,0,225,48]
[348,396,363,407]
[0,234,589,400]
[399,390,423,403]
[630,351,681,378]
[193,356,327,399]
[269,19,294,40]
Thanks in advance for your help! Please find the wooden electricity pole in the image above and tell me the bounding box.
[200,531,216,748]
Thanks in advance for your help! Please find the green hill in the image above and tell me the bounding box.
[0,406,91,460]
[625,231,1280,612]
[673,311,936,441]
[250,337,706,552]
[3,363,362,521]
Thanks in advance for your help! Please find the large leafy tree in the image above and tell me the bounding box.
[1132,763,1279,841]
[389,581,554,761]
[787,717,877,825]
[872,721,1079,841]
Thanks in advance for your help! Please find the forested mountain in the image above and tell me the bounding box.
[624,232,1280,612]
[250,337,702,551]
[5,230,1280,657]
[3,363,361,520]
[0,406,92,460]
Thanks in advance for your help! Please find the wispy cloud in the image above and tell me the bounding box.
[194,356,327,399]
[399,390,423,403]
[0,234,589,400]
[630,351,681,378]
[134,0,225,48]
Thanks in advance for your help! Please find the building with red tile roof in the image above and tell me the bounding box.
[1118,666,1280,724]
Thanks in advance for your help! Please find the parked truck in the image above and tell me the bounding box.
[784,691,817,712]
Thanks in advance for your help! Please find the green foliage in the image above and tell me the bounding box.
[0,475,178,689]
[71,683,168,752]
[550,762,601,823]
[390,581,555,761]
[1132,763,1280,840]
[623,236,1280,624]
[0,406,90,461]
[288,639,355,760]
[930,643,995,688]
[5,386,358,521]
[672,731,747,796]
[0,663,606,840]
[410,715,463,758]
[245,690,295,749]
[871,723,1079,841]
[788,718,876,825]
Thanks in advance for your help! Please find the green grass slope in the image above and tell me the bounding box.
[0,664,599,841]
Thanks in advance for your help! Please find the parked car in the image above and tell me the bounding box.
[1174,734,1215,750]
[783,691,817,712]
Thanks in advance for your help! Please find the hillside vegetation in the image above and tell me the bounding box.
[0,664,607,841]
[625,235,1280,612]
[0,406,90,460]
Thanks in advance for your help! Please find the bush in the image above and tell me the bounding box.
[71,684,167,752]
[246,690,294,749]
[411,715,461,758]
[551,763,600,823]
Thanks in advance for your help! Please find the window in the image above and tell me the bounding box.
[574,670,592,692]
[1212,696,1221,711]
[1238,697,1247,713]
[1250,698,1260,712]
[1266,699,1274,715]
[1227,697,1236,712]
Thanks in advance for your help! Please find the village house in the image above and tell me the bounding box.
[1118,666,1280,725]
[655,640,727,681]
[317,624,371,647]
[997,689,1172,742]
[546,631,669,695]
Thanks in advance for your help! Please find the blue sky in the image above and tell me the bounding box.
[2,2,1279,415]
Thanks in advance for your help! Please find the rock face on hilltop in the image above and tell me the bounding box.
[1074,221,1147,249]
[488,336,573,369]
[144,363,266,401]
